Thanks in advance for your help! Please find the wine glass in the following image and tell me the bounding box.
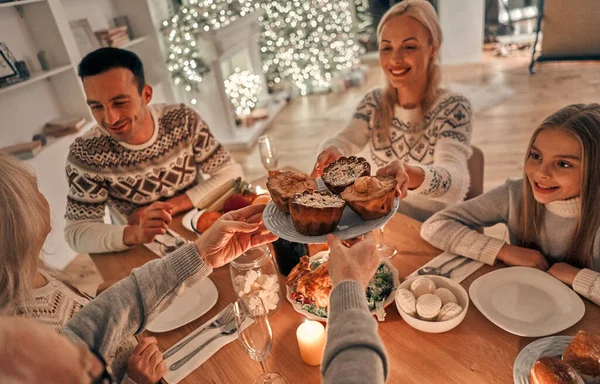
[257,135,280,175]
[234,296,286,384]
[377,224,397,259]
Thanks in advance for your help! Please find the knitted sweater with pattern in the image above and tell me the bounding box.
[320,88,473,222]
[14,271,137,383]
[64,104,243,254]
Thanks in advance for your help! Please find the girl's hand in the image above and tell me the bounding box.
[496,244,549,270]
[311,146,343,178]
[127,337,166,384]
[547,262,580,286]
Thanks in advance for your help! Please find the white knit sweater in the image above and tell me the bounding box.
[320,88,473,222]
[14,271,138,383]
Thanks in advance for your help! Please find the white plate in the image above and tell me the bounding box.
[263,179,399,244]
[181,208,206,235]
[146,277,218,333]
[513,336,573,384]
[285,251,400,321]
[469,267,585,337]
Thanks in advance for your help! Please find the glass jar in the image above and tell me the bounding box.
[230,245,281,315]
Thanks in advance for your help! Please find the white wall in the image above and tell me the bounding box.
[437,0,484,66]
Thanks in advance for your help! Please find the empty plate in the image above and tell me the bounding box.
[146,277,218,333]
[469,267,585,337]
[262,178,399,244]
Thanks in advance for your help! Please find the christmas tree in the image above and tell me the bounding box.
[259,0,362,95]
[162,0,361,95]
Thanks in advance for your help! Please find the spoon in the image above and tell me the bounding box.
[417,255,462,276]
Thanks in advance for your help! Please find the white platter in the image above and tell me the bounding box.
[263,179,399,244]
[285,251,400,322]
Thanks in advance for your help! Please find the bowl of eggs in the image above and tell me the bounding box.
[395,275,469,333]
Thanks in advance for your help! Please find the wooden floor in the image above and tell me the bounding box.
[65,53,600,292]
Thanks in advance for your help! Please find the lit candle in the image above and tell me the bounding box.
[296,320,326,366]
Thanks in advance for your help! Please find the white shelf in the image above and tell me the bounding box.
[0,0,46,9]
[0,65,73,96]
[120,36,148,49]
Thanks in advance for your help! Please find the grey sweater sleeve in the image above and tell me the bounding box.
[61,243,212,358]
[321,281,388,384]
[421,181,515,265]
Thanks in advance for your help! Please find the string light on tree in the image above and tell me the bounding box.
[259,0,361,95]
[354,0,374,35]
[224,68,262,116]
[161,0,361,95]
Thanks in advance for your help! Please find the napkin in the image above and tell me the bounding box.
[144,229,186,257]
[162,310,251,384]
[409,251,484,283]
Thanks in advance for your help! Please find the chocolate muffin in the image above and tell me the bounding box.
[289,191,346,236]
[321,156,371,194]
[341,176,397,220]
[266,171,317,213]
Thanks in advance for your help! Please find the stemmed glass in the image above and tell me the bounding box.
[234,296,286,384]
[377,225,397,259]
[257,135,280,175]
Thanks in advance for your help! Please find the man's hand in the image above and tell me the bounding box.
[327,232,378,288]
[496,244,549,270]
[124,202,174,246]
[311,146,343,178]
[195,204,278,269]
[547,262,580,286]
[127,337,166,384]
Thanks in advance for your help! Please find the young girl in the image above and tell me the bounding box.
[421,104,600,306]
[0,153,164,383]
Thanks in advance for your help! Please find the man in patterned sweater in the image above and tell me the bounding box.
[64,48,243,254]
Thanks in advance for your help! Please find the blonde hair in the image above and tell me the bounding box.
[0,153,50,313]
[376,0,442,134]
[519,104,600,269]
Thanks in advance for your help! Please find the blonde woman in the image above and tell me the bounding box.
[313,0,472,222]
[421,104,600,306]
[0,152,164,384]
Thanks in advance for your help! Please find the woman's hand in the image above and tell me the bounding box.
[311,146,343,178]
[496,244,549,270]
[547,262,580,286]
[376,160,425,198]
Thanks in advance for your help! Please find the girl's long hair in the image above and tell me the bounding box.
[519,104,600,269]
[376,0,442,136]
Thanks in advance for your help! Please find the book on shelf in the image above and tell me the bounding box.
[43,116,86,137]
[0,141,43,160]
[95,27,131,47]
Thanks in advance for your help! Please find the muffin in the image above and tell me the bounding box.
[266,171,317,213]
[321,156,371,194]
[341,176,397,220]
[289,191,346,236]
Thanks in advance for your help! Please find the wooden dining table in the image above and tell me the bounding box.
[90,179,600,384]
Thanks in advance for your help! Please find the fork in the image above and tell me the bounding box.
[163,304,234,360]
[440,258,474,278]
[169,320,238,371]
